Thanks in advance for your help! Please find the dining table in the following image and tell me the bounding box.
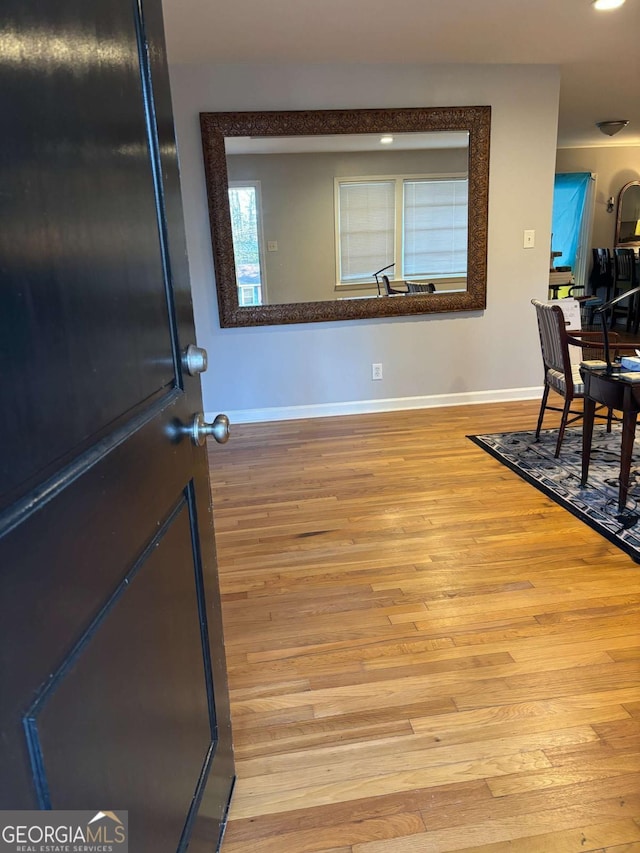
[580,364,640,512]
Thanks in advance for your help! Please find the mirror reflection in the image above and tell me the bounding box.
[616,181,640,248]
[200,106,490,327]
[224,132,470,306]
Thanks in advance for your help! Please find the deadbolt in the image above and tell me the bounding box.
[182,344,208,376]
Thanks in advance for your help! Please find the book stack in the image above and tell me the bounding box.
[618,356,640,382]
[621,356,640,371]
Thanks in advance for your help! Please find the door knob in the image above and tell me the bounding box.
[189,413,230,446]
[182,344,208,376]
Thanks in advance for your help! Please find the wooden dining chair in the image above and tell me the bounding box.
[612,248,640,333]
[532,299,614,457]
[589,247,614,302]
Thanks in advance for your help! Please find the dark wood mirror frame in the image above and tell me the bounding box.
[615,180,640,250]
[200,106,491,327]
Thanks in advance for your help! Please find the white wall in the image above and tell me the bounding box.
[168,62,560,422]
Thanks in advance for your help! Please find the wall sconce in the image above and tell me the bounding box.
[607,196,616,213]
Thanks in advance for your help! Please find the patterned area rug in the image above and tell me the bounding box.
[468,425,640,563]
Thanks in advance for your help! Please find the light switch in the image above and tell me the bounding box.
[523,230,535,249]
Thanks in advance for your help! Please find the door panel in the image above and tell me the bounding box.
[34,504,210,851]
[0,0,235,848]
[1,0,176,509]
[2,392,192,729]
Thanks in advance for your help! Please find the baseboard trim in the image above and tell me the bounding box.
[208,387,542,425]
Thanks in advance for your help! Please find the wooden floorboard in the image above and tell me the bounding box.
[208,401,640,852]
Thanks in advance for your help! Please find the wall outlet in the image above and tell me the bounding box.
[372,363,383,380]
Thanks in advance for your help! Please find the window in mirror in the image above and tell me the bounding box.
[335,174,468,289]
[336,180,395,284]
[228,181,266,306]
[403,177,468,282]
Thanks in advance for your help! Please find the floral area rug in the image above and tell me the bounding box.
[468,425,640,563]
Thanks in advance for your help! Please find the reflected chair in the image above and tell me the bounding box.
[406,281,436,293]
[611,248,640,333]
[531,299,615,457]
[382,274,408,296]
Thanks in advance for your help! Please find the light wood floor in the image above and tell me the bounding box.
[207,400,640,853]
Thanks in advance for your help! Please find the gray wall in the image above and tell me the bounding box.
[227,147,468,303]
[168,62,560,421]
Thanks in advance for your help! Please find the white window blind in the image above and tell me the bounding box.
[338,181,395,282]
[403,179,468,277]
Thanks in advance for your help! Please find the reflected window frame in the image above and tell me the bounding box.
[228,180,267,306]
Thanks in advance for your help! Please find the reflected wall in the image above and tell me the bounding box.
[227,145,469,304]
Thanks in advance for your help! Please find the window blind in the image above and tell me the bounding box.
[338,181,395,281]
[403,179,468,277]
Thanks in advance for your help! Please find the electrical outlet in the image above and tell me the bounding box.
[372,363,383,380]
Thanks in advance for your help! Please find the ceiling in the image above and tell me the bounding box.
[225,132,469,155]
[161,0,640,149]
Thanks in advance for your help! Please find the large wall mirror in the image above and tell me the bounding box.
[616,180,640,249]
[200,106,491,327]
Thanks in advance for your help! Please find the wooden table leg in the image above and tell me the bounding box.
[618,407,637,511]
[581,396,596,486]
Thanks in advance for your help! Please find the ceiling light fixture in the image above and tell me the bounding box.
[380,135,394,145]
[596,120,629,136]
[592,0,625,9]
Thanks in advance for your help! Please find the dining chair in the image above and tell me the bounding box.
[612,248,640,333]
[531,299,614,457]
[589,248,614,302]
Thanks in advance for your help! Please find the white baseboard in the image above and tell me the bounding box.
[207,386,542,425]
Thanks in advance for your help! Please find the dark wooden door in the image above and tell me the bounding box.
[0,0,235,850]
